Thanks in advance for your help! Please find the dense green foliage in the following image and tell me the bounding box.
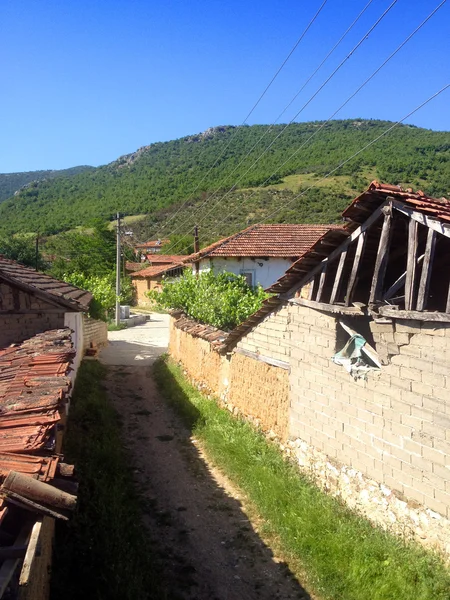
[154,357,450,600]
[1,120,449,236]
[45,221,135,319]
[0,165,94,203]
[51,361,161,600]
[0,233,46,269]
[149,269,268,330]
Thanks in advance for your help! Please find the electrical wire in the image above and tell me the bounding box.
[161,0,398,253]
[149,0,329,240]
[167,1,447,255]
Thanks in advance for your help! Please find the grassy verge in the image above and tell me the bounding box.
[51,360,161,600]
[107,321,127,331]
[154,356,450,600]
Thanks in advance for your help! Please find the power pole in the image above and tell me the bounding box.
[194,225,199,276]
[115,212,121,326]
[35,233,39,271]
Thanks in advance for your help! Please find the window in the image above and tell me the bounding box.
[240,271,254,287]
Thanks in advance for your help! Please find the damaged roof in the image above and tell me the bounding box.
[188,224,341,261]
[0,256,92,311]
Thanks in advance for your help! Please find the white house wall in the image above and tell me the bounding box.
[198,257,293,289]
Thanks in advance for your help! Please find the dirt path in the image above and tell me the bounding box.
[100,321,311,599]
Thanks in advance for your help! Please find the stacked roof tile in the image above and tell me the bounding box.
[0,256,92,311]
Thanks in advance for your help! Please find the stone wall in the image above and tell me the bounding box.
[0,282,65,347]
[82,316,108,350]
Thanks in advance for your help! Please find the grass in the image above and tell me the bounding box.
[51,360,162,600]
[153,356,450,600]
[107,321,127,331]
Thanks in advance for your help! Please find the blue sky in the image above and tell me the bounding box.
[1,0,449,172]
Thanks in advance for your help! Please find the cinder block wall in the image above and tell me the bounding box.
[0,282,65,347]
[82,316,108,350]
[236,304,290,363]
[288,303,450,519]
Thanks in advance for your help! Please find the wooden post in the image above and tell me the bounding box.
[316,265,327,302]
[345,230,366,306]
[417,228,436,311]
[369,207,392,305]
[329,248,348,305]
[405,219,419,310]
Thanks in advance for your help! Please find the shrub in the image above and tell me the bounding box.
[148,269,268,330]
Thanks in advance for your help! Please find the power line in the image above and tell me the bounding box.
[159,0,374,249]
[149,0,329,240]
[196,0,448,242]
[198,82,449,262]
[162,0,398,254]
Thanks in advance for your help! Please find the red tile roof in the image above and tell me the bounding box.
[188,224,340,261]
[125,262,145,272]
[0,256,92,311]
[147,255,190,264]
[343,180,450,224]
[131,262,186,278]
[135,239,170,249]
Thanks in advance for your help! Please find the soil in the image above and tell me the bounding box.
[104,364,312,600]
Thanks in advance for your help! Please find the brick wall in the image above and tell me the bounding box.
[82,316,108,350]
[169,315,290,438]
[288,303,450,520]
[0,282,66,347]
[228,352,289,439]
[236,304,290,363]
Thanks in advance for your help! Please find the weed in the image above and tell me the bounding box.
[154,356,450,600]
[51,360,162,600]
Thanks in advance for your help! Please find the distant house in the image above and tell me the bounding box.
[134,239,170,259]
[187,224,338,289]
[131,262,187,305]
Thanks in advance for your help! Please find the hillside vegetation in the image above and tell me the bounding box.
[0,165,94,203]
[1,120,449,238]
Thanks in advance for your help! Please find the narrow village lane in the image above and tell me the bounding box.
[99,316,310,600]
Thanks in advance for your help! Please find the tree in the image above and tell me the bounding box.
[0,234,45,269]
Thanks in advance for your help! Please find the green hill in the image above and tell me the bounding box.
[0,165,95,204]
[0,120,449,237]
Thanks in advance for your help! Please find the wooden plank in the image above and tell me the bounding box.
[289,297,364,315]
[282,201,389,300]
[417,229,436,311]
[329,248,348,305]
[19,520,42,587]
[307,276,315,300]
[379,306,450,323]
[404,219,419,310]
[234,347,289,370]
[316,266,327,302]
[345,230,366,306]
[369,208,393,305]
[383,254,425,300]
[392,200,450,239]
[0,524,31,597]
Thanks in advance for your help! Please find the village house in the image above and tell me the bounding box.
[187,224,338,288]
[168,181,450,556]
[131,261,187,305]
[0,257,100,599]
[134,238,170,260]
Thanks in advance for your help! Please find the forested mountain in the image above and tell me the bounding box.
[0,165,95,204]
[0,120,449,237]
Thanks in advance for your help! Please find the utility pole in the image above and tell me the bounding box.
[194,225,199,276]
[115,212,121,326]
[35,233,39,271]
